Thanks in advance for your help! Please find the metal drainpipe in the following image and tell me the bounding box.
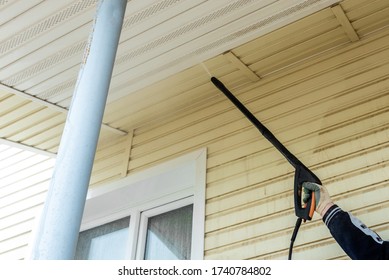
[30,0,127,259]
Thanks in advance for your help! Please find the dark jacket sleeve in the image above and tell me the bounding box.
[323,205,389,260]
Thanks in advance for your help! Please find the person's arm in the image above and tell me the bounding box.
[303,182,389,260]
[323,204,389,260]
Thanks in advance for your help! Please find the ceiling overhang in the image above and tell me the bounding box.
[0,0,340,108]
[3,0,389,155]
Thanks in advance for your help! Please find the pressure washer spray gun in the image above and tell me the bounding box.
[210,77,321,260]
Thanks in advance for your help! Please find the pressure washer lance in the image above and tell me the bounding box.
[210,77,321,260]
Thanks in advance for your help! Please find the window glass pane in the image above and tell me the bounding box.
[75,216,130,260]
[144,204,193,260]
[88,227,129,260]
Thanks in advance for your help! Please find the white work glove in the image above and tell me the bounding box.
[302,182,334,217]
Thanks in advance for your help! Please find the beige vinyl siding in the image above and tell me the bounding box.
[0,134,126,259]
[89,135,128,186]
[1,0,388,260]
[0,147,55,260]
[0,92,66,154]
[114,29,389,259]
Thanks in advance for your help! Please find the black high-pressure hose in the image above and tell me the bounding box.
[288,217,303,260]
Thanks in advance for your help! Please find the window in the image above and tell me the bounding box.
[138,200,193,260]
[75,216,130,260]
[76,149,206,260]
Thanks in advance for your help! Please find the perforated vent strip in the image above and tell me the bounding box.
[0,0,9,7]
[6,0,255,99]
[32,0,255,100]
[115,0,257,65]
[38,79,76,101]
[10,0,325,103]
[191,0,323,58]
[113,0,325,88]
[3,0,184,89]
[47,0,324,101]
[0,0,96,56]
[123,0,181,28]
[4,41,86,87]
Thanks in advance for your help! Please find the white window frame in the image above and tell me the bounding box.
[136,196,194,260]
[80,148,206,260]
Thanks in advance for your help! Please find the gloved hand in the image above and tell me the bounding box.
[302,182,334,217]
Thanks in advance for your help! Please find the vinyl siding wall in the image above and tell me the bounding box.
[1,18,389,260]
[99,29,389,259]
[0,147,55,260]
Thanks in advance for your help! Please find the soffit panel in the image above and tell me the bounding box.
[1,0,389,153]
